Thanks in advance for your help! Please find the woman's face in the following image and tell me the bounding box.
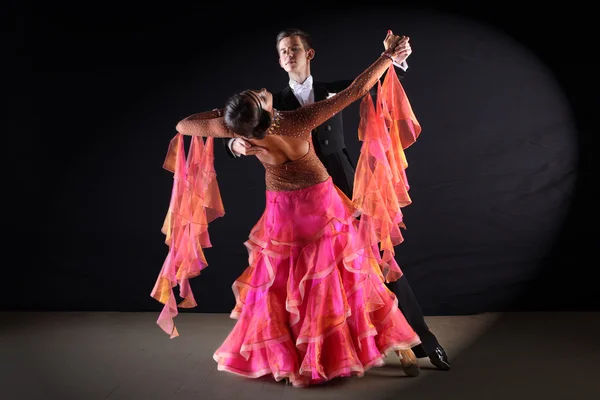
[249,88,273,113]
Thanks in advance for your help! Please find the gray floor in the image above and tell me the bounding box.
[2,311,599,400]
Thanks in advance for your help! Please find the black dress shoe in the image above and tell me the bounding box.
[429,346,451,371]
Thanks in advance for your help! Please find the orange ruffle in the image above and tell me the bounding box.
[151,135,225,338]
[352,66,422,282]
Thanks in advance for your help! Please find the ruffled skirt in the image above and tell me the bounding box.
[212,177,420,387]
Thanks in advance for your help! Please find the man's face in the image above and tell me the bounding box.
[277,36,314,73]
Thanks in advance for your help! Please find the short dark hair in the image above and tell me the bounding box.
[275,28,313,52]
[223,91,272,139]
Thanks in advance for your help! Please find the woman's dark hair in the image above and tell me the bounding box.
[223,91,271,139]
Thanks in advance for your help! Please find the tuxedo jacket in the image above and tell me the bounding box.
[223,67,406,199]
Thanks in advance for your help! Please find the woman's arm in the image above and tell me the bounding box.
[294,54,393,131]
[295,34,408,131]
[175,109,236,138]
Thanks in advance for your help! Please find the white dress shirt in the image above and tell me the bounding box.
[289,75,315,106]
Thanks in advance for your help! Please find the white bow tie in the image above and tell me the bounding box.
[289,76,313,94]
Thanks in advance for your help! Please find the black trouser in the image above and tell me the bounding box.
[316,148,355,200]
[386,275,440,358]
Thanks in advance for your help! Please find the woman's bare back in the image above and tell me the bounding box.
[249,135,311,166]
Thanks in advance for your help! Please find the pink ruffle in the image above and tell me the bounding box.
[151,135,225,338]
[213,178,420,387]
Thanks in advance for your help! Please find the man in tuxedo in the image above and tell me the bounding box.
[222,28,451,373]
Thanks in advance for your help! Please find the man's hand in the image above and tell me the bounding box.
[391,35,412,65]
[231,138,269,157]
[383,31,412,65]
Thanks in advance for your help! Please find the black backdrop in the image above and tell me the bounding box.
[14,1,596,316]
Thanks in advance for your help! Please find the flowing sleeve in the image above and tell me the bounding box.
[151,133,225,338]
[352,65,422,283]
